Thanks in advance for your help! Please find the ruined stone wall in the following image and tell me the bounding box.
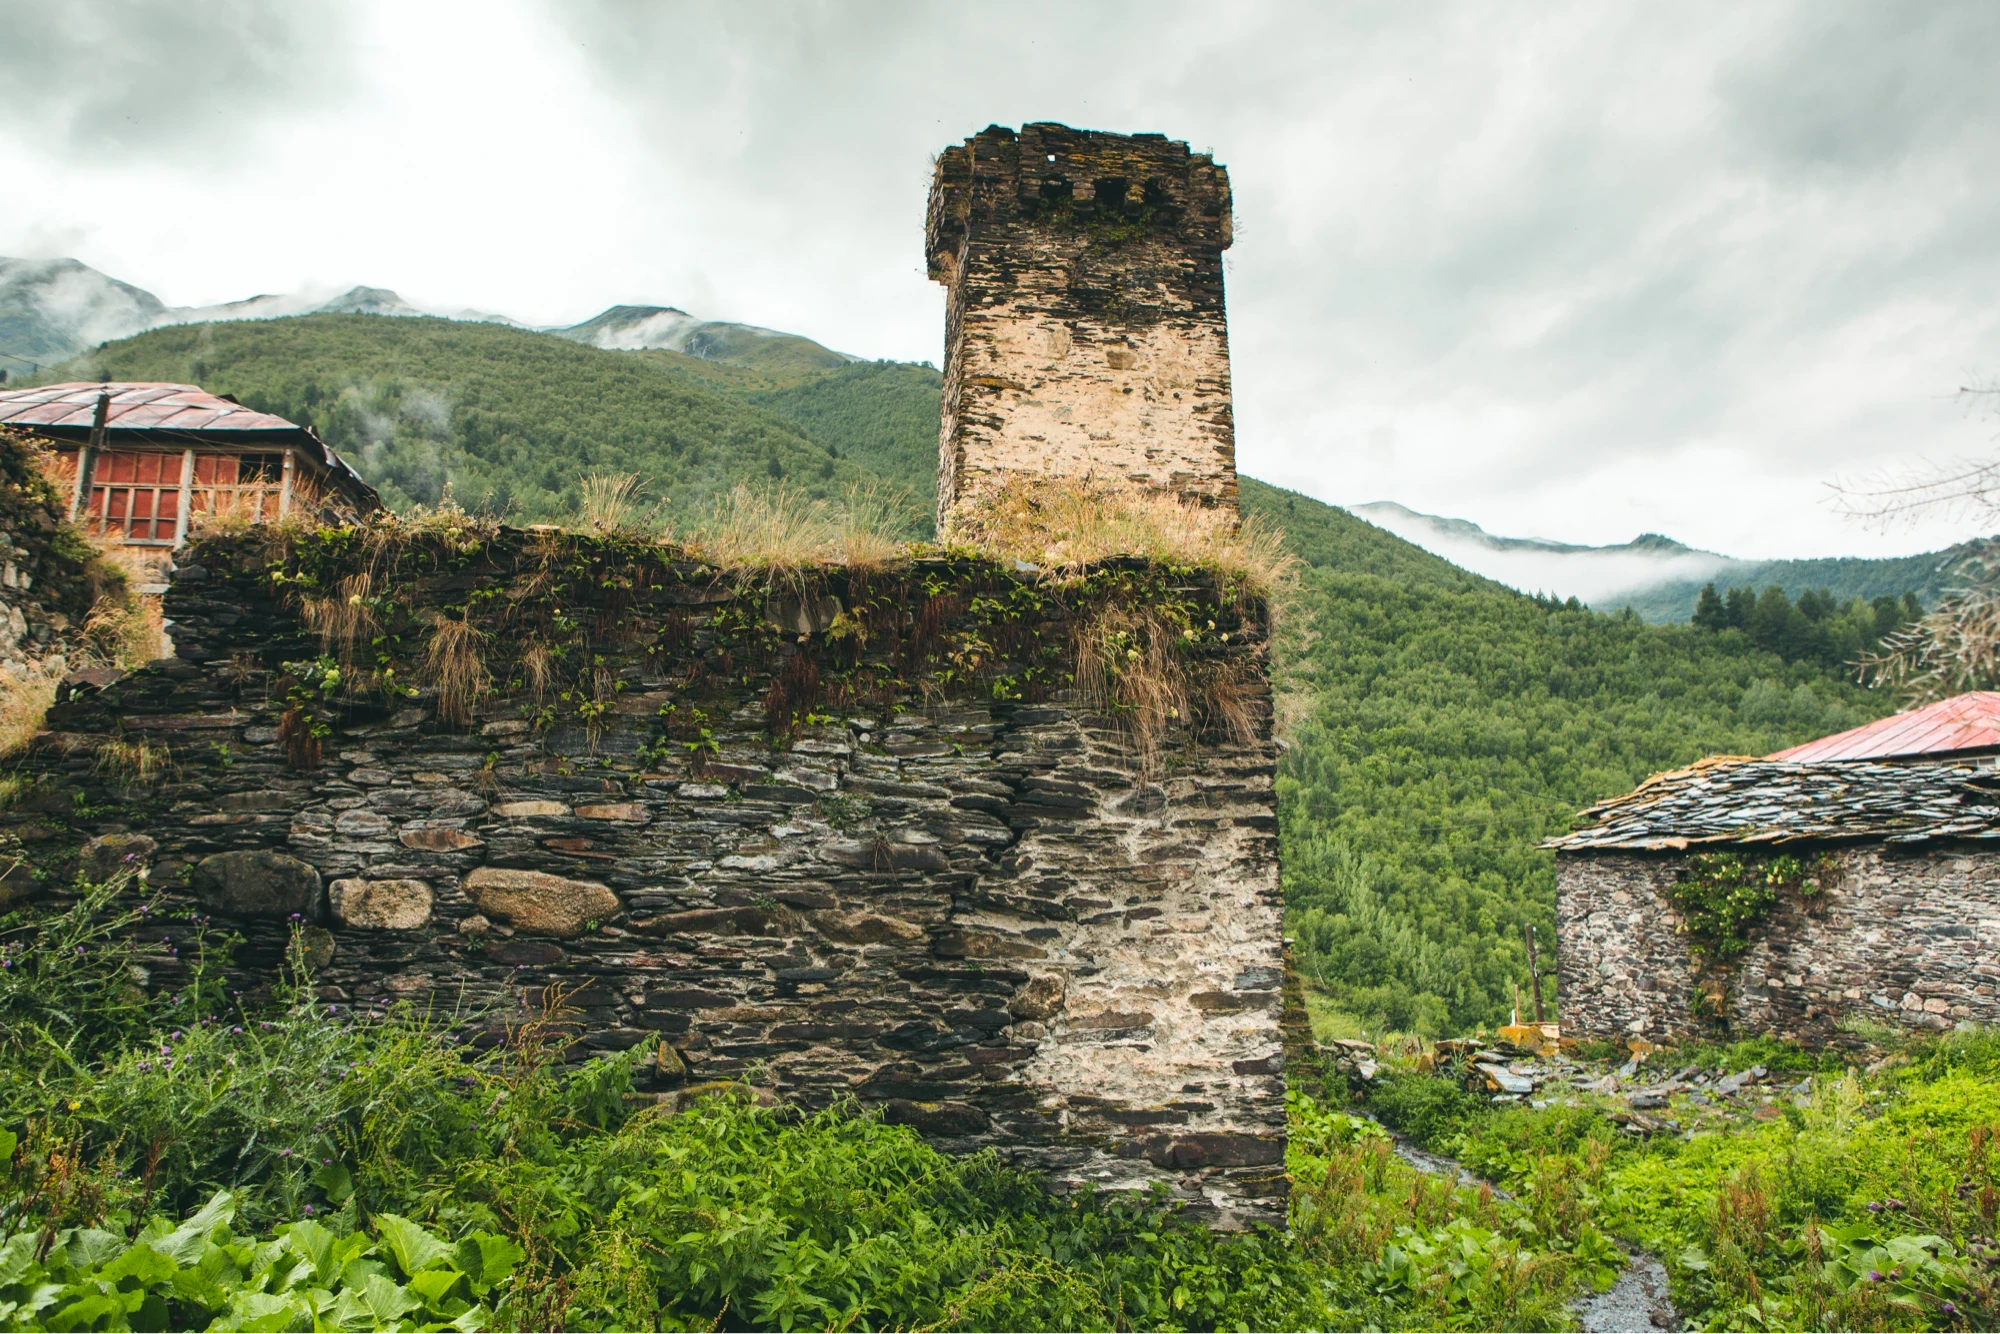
[0,427,108,686]
[927,123,1236,531]
[7,530,1286,1225]
[1558,848,2000,1042]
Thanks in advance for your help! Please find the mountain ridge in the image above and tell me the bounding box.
[0,256,854,378]
[1355,499,1962,621]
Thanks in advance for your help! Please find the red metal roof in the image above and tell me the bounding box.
[0,382,302,434]
[1768,691,2000,762]
[0,381,380,511]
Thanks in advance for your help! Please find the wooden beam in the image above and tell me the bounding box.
[70,388,111,522]
[173,448,196,548]
[279,448,296,519]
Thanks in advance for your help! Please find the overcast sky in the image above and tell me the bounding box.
[5,0,1999,560]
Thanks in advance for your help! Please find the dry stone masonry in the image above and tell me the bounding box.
[1553,757,2000,1041]
[928,123,1237,531]
[10,533,1287,1225]
[3,120,1288,1224]
[0,428,109,689]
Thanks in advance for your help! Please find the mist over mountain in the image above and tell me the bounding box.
[0,257,167,366]
[0,257,853,379]
[549,304,857,374]
[1354,500,1963,621]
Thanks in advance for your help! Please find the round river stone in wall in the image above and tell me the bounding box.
[463,867,620,937]
[329,878,434,931]
[190,851,323,920]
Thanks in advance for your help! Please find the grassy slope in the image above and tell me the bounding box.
[49,316,878,521]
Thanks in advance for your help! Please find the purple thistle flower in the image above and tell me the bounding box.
[1868,1270,1884,1283]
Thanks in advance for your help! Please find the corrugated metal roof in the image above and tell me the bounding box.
[0,381,379,510]
[1767,691,2000,762]
[1547,756,2000,851]
[0,382,304,434]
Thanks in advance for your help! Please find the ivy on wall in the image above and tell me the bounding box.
[1667,849,1839,960]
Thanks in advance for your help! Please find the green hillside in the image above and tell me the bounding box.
[1243,479,1897,1034]
[46,316,881,521]
[48,315,1907,1034]
[748,360,943,498]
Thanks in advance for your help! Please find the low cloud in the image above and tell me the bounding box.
[0,1,357,161]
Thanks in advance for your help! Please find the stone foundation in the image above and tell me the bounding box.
[1557,847,2000,1041]
[7,530,1287,1225]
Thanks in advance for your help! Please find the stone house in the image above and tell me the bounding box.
[1553,692,2000,1042]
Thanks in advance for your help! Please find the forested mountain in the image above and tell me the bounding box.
[43,316,902,521]
[42,315,1909,1034]
[1359,498,1960,622]
[1252,478,1895,1032]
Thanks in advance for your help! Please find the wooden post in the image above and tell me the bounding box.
[70,387,112,522]
[1524,923,1546,1024]
[173,448,196,548]
[279,449,296,519]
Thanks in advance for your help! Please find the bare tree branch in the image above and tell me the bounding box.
[1829,382,2000,529]
[1860,541,2000,704]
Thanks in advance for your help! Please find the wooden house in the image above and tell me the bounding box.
[0,382,379,584]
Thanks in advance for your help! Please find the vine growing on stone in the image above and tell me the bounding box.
[1667,849,1840,961]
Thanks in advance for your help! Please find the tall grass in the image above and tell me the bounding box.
[948,477,1298,608]
[679,482,917,576]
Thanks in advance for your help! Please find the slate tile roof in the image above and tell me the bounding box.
[1547,755,2000,852]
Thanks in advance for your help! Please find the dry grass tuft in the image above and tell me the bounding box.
[678,483,919,578]
[93,737,173,785]
[950,477,1297,609]
[300,573,380,668]
[520,641,555,701]
[575,472,654,535]
[0,669,60,758]
[1074,605,1194,774]
[832,483,920,570]
[422,615,491,729]
[684,484,841,574]
[81,592,167,669]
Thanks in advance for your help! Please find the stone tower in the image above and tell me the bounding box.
[927,123,1237,531]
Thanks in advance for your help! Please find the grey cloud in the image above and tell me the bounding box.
[1718,2,2000,175]
[4,0,1996,555]
[0,0,357,160]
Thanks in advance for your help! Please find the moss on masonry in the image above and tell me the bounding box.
[227,511,1267,772]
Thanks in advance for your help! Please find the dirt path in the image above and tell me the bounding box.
[1574,1253,1678,1332]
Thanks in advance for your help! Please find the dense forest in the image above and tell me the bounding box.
[1690,581,1923,667]
[41,319,1919,1034]
[1247,481,1898,1033]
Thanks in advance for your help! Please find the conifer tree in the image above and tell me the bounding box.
[1692,583,1726,631]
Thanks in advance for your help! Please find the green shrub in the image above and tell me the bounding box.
[0,1188,519,1332]
[1366,1073,1483,1152]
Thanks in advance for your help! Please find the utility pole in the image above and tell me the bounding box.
[71,378,112,523]
[1523,923,1546,1024]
